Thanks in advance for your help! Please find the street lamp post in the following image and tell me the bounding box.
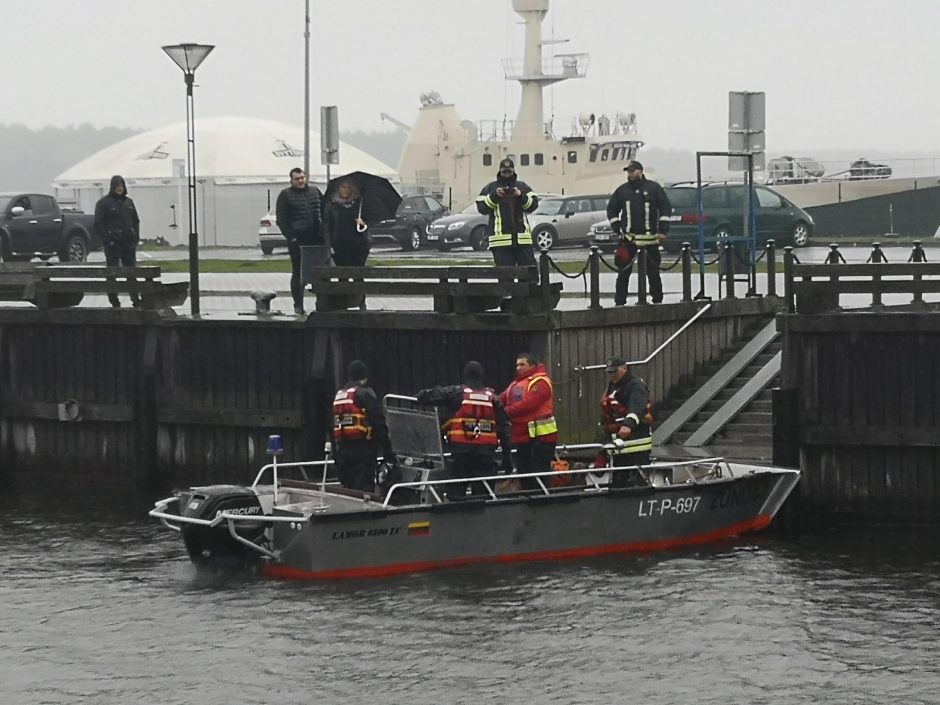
[162,43,214,317]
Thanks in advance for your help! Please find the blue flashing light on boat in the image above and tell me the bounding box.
[266,434,284,456]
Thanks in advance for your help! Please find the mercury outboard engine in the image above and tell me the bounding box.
[177,485,267,570]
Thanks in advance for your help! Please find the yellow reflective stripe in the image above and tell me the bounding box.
[626,413,640,425]
[643,201,650,232]
[527,375,553,393]
[633,234,659,246]
[527,416,558,438]
[522,192,534,209]
[483,194,497,209]
[609,435,654,454]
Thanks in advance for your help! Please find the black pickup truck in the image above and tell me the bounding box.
[0,193,99,262]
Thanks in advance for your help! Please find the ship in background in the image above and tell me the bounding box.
[395,0,641,209]
[767,155,940,238]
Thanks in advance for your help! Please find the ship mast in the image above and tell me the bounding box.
[507,0,587,141]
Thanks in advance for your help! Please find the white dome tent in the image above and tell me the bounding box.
[53,116,398,247]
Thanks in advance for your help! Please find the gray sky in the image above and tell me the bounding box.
[5,0,940,155]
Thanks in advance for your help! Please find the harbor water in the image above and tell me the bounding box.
[2,493,939,705]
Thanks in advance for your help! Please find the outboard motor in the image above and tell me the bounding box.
[178,485,266,570]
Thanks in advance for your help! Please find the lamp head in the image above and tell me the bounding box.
[162,43,215,75]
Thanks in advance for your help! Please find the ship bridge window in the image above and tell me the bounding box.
[482,154,493,167]
[589,146,599,163]
[520,154,530,166]
[567,151,577,164]
[534,153,543,165]
[600,149,609,161]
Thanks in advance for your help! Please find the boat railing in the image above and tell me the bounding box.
[253,459,334,508]
[381,453,729,507]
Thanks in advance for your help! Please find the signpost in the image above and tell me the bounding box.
[320,105,339,183]
[728,91,766,296]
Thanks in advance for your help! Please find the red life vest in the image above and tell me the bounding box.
[332,387,371,441]
[444,387,499,447]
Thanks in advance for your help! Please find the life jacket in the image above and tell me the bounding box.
[443,387,499,447]
[519,374,558,440]
[332,387,371,441]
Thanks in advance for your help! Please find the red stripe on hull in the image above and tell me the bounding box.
[262,514,774,581]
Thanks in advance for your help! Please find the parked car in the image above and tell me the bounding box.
[426,203,490,251]
[528,194,609,251]
[257,208,285,255]
[0,193,98,262]
[370,195,450,251]
[591,183,813,253]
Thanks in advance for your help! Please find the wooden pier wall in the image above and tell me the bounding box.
[779,311,940,522]
[0,298,776,493]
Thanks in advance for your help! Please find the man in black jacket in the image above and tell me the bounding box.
[94,175,141,308]
[595,356,654,488]
[331,360,397,494]
[606,161,672,305]
[416,361,513,500]
[475,158,539,266]
[275,167,323,314]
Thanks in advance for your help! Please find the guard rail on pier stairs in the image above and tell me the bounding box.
[776,241,940,523]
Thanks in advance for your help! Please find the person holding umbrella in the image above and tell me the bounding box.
[323,172,402,266]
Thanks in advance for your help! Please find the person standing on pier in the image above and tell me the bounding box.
[476,158,539,266]
[595,356,654,487]
[606,161,672,305]
[94,175,141,308]
[416,360,513,500]
[324,179,371,267]
[500,352,557,489]
[331,360,397,493]
[276,167,323,315]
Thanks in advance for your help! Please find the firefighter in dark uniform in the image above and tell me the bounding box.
[416,361,513,500]
[331,360,397,493]
[475,158,540,267]
[595,356,654,488]
[606,161,672,305]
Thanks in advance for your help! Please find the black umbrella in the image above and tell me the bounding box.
[323,171,402,225]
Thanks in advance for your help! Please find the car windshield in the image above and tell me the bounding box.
[461,203,478,214]
[533,199,563,216]
[0,197,10,211]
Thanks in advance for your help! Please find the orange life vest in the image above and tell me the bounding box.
[443,387,499,447]
[332,387,371,441]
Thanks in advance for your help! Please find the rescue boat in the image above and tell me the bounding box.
[149,398,800,580]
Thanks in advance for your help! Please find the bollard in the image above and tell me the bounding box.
[636,248,648,305]
[909,240,927,263]
[765,240,777,298]
[723,243,736,299]
[783,246,795,313]
[249,289,277,314]
[910,240,926,305]
[539,250,552,312]
[681,243,692,302]
[589,246,601,310]
[825,243,845,265]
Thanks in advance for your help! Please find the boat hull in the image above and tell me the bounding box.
[263,470,797,580]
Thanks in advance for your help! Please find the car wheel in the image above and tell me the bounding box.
[711,226,732,254]
[791,221,810,248]
[60,234,88,262]
[402,226,422,252]
[469,226,489,251]
[261,244,274,256]
[534,226,557,252]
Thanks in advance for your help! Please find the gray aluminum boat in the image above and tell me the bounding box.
[149,399,800,580]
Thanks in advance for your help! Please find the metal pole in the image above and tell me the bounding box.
[185,73,200,317]
[695,152,707,299]
[303,0,310,178]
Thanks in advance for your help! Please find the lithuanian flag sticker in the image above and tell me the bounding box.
[408,521,430,537]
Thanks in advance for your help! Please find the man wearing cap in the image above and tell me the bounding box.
[416,361,513,500]
[595,356,654,488]
[476,158,540,266]
[331,359,397,493]
[606,161,672,305]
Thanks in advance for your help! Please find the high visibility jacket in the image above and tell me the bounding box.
[444,387,500,448]
[501,365,558,444]
[606,177,672,248]
[475,177,538,248]
[600,375,653,455]
[332,387,371,441]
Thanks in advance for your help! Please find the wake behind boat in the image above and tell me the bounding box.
[149,399,799,580]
